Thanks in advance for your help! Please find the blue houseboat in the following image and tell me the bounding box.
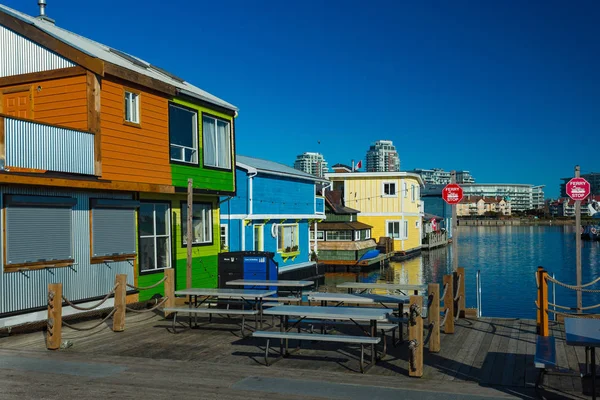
[220,156,327,278]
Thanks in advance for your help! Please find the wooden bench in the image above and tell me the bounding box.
[252,330,380,373]
[164,306,258,335]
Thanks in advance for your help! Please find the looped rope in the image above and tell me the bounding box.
[125,297,169,313]
[126,276,167,291]
[454,274,461,301]
[62,308,116,331]
[409,303,421,326]
[546,309,600,319]
[423,322,434,346]
[441,283,449,301]
[545,275,600,293]
[408,339,419,371]
[62,284,118,311]
[427,293,434,311]
[440,308,450,327]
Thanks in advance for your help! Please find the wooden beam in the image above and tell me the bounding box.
[408,295,423,377]
[104,63,177,97]
[0,173,175,194]
[0,116,4,168]
[164,268,175,318]
[0,66,86,87]
[113,274,127,332]
[443,274,455,334]
[5,259,75,273]
[538,268,549,337]
[0,11,104,76]
[86,71,102,176]
[428,283,440,353]
[47,283,62,350]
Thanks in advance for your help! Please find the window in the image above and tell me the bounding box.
[365,230,371,239]
[169,103,198,164]
[91,199,138,261]
[411,185,416,202]
[325,231,352,241]
[403,182,408,198]
[220,224,228,250]
[309,230,325,241]
[404,220,409,239]
[124,90,140,124]
[278,224,299,253]
[181,202,213,245]
[139,202,171,272]
[387,221,401,239]
[354,231,360,241]
[383,182,397,197]
[254,224,264,251]
[203,114,231,169]
[5,195,76,270]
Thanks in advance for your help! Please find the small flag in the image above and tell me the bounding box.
[355,160,362,171]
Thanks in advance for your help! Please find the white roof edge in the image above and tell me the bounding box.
[236,162,258,175]
[236,162,329,183]
[325,172,424,186]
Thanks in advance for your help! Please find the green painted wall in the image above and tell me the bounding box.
[137,193,220,301]
[170,97,235,193]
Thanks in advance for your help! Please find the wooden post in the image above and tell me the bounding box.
[454,267,465,318]
[536,266,542,330]
[428,283,440,353]
[47,283,62,350]
[443,274,454,334]
[164,268,175,317]
[451,170,458,272]
[575,165,582,312]
[408,295,423,377]
[186,178,193,289]
[537,267,549,336]
[112,274,127,332]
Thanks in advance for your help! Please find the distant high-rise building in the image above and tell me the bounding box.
[410,168,475,185]
[560,172,600,197]
[365,140,400,172]
[293,152,328,177]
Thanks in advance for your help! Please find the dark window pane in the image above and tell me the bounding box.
[169,104,196,148]
[139,204,154,236]
[139,237,155,271]
[156,237,170,269]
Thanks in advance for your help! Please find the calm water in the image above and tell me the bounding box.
[322,225,600,319]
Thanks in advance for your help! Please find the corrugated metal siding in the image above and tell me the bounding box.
[92,208,136,257]
[0,187,134,315]
[0,25,75,78]
[5,117,95,175]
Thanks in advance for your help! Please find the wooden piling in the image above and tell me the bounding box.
[443,274,455,334]
[113,274,127,332]
[537,267,549,336]
[455,267,466,318]
[408,295,423,377]
[47,283,62,350]
[164,268,175,317]
[428,283,440,353]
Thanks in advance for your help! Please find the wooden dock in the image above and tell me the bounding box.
[0,313,595,399]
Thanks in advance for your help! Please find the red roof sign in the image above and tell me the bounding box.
[566,177,590,201]
[442,183,463,204]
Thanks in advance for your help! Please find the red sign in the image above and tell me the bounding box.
[431,218,437,231]
[566,178,590,201]
[442,183,463,204]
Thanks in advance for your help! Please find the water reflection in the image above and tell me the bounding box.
[322,225,600,319]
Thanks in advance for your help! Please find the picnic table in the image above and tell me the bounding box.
[225,279,314,298]
[167,288,276,333]
[337,282,428,295]
[565,317,600,399]
[256,305,391,372]
[307,292,410,307]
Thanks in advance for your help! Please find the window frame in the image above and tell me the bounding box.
[179,201,214,247]
[169,102,199,166]
[325,230,353,241]
[202,112,233,171]
[382,181,397,197]
[138,201,172,275]
[220,224,229,251]
[254,224,264,251]
[354,231,360,241]
[309,230,325,241]
[123,88,141,126]
[403,220,409,239]
[365,230,371,239]
[386,220,401,239]
[411,184,416,202]
[403,182,408,198]
[277,223,299,253]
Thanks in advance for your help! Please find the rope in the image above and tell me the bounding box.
[454,274,462,301]
[440,308,449,327]
[535,271,539,288]
[62,308,116,331]
[126,276,167,291]
[423,322,434,346]
[441,283,449,301]
[454,296,462,322]
[546,302,600,311]
[62,284,118,311]
[125,297,169,313]
[408,339,419,371]
[426,293,434,311]
[546,309,600,319]
[545,275,600,293]
[409,303,422,326]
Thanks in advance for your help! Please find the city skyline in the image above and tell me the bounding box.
[7,0,597,198]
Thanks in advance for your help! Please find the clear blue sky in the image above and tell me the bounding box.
[6,0,599,197]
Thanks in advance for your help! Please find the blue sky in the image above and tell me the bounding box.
[6,0,599,197]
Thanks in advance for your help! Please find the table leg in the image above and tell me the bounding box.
[285,315,290,357]
[592,347,597,400]
[258,297,263,329]
[370,320,377,365]
[279,315,284,356]
[587,347,591,374]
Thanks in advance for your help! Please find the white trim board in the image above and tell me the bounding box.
[221,214,324,221]
[358,212,423,217]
